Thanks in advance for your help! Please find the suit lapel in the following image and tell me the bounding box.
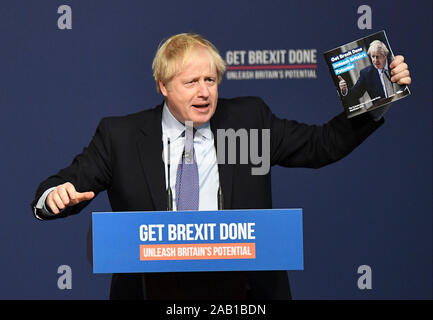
[372,67,386,98]
[136,100,234,211]
[211,101,233,209]
[136,104,167,211]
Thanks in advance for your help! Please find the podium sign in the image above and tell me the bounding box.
[92,209,303,273]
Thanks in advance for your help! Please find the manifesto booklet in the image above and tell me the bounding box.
[324,30,410,118]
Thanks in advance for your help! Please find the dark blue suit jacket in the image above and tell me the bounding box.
[347,65,385,100]
[31,97,384,300]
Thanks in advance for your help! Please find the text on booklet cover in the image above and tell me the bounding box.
[324,30,410,118]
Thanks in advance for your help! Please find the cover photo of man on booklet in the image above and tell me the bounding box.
[324,30,410,118]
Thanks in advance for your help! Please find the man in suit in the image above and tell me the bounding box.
[31,33,411,300]
[338,40,405,102]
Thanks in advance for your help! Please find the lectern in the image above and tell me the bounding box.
[92,209,303,273]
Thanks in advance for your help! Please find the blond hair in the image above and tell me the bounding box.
[152,33,226,93]
[367,40,390,57]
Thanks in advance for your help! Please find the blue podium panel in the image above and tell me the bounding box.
[92,209,303,273]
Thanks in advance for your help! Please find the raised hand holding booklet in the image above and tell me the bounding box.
[324,30,410,118]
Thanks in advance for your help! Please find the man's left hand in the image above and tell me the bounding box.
[390,55,411,85]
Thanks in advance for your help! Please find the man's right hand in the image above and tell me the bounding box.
[338,76,348,96]
[46,182,95,214]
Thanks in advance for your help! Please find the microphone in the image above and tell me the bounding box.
[217,166,224,210]
[166,137,173,211]
[218,184,224,210]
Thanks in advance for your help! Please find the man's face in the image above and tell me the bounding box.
[370,51,387,70]
[159,47,218,127]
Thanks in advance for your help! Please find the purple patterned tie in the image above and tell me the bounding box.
[382,69,394,98]
[176,126,199,210]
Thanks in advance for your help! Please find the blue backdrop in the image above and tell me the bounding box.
[0,0,431,299]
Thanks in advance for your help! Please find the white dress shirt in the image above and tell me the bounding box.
[161,102,219,211]
[35,102,220,216]
[378,61,391,98]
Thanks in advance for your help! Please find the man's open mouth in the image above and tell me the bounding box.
[192,104,210,109]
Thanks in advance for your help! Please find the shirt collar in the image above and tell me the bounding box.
[196,121,212,140]
[162,102,212,141]
[379,60,389,73]
[162,102,184,142]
